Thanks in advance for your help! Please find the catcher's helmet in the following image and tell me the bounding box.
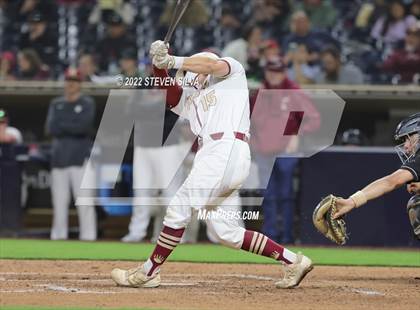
[395,112,420,140]
[395,112,420,163]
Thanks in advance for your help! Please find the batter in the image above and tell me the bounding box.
[111,40,313,289]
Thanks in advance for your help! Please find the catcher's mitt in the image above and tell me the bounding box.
[313,195,348,245]
[407,195,420,240]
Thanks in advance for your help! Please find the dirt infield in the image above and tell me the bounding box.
[0,260,419,310]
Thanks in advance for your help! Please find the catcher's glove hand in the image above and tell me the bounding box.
[313,195,348,245]
[407,195,420,240]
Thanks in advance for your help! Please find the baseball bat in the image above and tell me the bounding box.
[164,0,191,44]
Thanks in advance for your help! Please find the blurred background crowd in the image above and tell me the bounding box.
[0,0,419,85]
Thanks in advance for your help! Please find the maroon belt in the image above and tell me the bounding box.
[198,132,249,149]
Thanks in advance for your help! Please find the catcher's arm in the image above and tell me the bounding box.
[333,169,414,219]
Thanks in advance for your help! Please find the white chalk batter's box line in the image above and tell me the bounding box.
[0,272,275,281]
[0,272,279,294]
[0,272,389,296]
[0,283,387,297]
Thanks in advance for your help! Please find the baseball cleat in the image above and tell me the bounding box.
[275,253,313,289]
[111,265,161,288]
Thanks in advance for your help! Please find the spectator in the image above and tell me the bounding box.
[250,57,320,243]
[222,23,263,72]
[88,0,136,26]
[0,51,16,80]
[19,11,57,67]
[249,39,284,83]
[96,12,136,74]
[287,43,321,85]
[282,11,339,59]
[78,53,98,82]
[16,48,50,80]
[352,0,389,42]
[77,52,116,84]
[410,0,420,20]
[119,48,139,78]
[371,0,417,46]
[250,0,291,38]
[0,109,23,144]
[160,0,209,28]
[381,23,420,83]
[45,67,97,241]
[292,0,337,30]
[219,3,243,44]
[16,0,57,23]
[261,39,282,62]
[316,46,364,84]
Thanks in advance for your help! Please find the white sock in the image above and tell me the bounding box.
[142,258,153,275]
[283,248,298,264]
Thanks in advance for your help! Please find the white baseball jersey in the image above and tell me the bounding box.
[163,57,252,247]
[171,57,250,139]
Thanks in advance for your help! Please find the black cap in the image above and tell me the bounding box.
[0,109,8,122]
[106,12,124,25]
[28,11,45,23]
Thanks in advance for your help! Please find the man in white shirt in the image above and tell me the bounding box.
[0,109,22,144]
[111,41,313,289]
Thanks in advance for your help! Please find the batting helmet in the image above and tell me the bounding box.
[394,112,420,163]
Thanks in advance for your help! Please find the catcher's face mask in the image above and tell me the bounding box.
[395,133,420,164]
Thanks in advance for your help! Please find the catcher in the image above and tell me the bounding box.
[313,113,420,244]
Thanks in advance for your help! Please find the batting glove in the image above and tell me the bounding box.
[150,40,169,57]
[153,54,173,69]
[153,54,185,70]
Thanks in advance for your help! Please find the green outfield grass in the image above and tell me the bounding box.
[0,239,419,267]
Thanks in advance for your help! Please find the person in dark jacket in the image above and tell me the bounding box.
[45,67,97,240]
[251,57,320,244]
[95,12,137,74]
[19,11,57,68]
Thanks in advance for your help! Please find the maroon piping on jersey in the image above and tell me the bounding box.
[219,59,231,78]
